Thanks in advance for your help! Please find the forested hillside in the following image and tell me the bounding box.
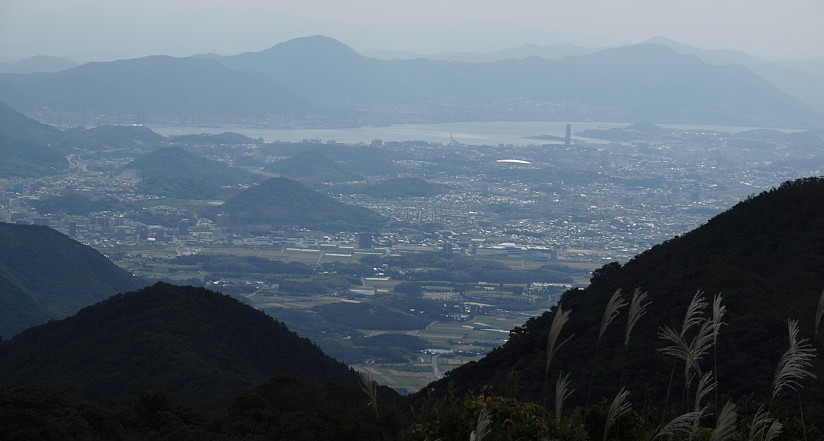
[0,223,145,338]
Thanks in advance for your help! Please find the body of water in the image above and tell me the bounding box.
[150,120,792,147]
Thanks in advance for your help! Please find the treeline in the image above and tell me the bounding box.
[312,302,431,331]
[378,252,575,284]
[174,255,315,277]
[0,379,407,441]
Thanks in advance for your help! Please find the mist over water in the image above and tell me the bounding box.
[150,121,789,146]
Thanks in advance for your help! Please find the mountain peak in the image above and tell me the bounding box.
[644,36,702,54]
[259,35,361,62]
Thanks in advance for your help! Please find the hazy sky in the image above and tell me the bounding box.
[1,0,823,63]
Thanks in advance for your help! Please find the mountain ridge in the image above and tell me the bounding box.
[2,36,820,127]
[213,37,824,127]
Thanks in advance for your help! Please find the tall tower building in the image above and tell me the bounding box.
[565,124,571,146]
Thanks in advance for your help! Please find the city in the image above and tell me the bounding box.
[2,123,818,268]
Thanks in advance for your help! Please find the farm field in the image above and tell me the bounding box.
[352,310,538,393]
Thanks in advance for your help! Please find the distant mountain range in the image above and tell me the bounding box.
[361,43,598,62]
[0,223,145,338]
[645,37,824,111]
[0,55,77,74]
[0,55,309,124]
[218,36,820,127]
[419,177,824,418]
[1,36,821,127]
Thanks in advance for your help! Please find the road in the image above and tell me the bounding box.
[431,354,444,380]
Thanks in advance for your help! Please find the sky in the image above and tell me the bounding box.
[1,0,823,63]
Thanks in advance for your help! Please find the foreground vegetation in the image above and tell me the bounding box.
[3,287,824,440]
[405,290,824,440]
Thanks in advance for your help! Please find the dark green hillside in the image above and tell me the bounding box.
[171,131,259,146]
[0,283,359,409]
[0,101,67,177]
[0,100,61,143]
[261,142,406,176]
[419,177,824,416]
[58,124,165,152]
[0,223,144,338]
[338,177,450,198]
[266,149,362,184]
[217,177,385,231]
[33,194,126,216]
[125,146,260,199]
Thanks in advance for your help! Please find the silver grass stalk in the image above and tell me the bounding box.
[653,409,704,440]
[469,408,491,441]
[603,388,630,441]
[587,290,626,408]
[687,319,716,385]
[815,289,824,342]
[599,289,627,344]
[654,372,714,440]
[711,293,726,411]
[771,319,817,400]
[708,401,737,441]
[546,304,573,376]
[544,304,573,407]
[747,405,781,441]
[555,372,573,425]
[711,294,726,348]
[624,288,649,347]
[694,371,715,412]
[358,371,379,418]
[764,420,783,441]
[682,291,708,338]
[658,319,714,389]
[658,326,692,366]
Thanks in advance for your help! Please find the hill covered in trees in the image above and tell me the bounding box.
[0,100,67,177]
[124,146,261,199]
[336,177,450,198]
[0,223,145,338]
[0,283,361,409]
[216,177,385,231]
[419,176,824,421]
[0,99,171,177]
[265,149,362,184]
